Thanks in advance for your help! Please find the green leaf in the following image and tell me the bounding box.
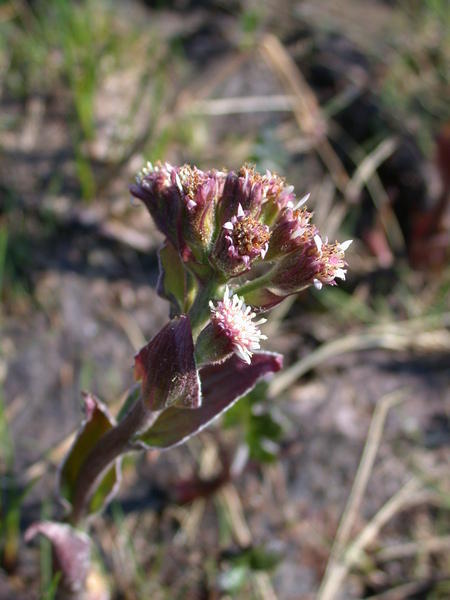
[157,240,187,314]
[235,546,282,571]
[116,384,141,423]
[218,565,248,593]
[58,393,121,516]
[224,382,283,464]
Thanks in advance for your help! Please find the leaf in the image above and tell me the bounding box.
[58,393,121,516]
[116,384,141,423]
[157,240,192,315]
[135,352,283,449]
[25,521,91,596]
[218,564,248,593]
[134,315,201,410]
[224,382,283,464]
[228,545,282,571]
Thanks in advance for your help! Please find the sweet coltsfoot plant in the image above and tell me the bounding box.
[25,163,351,597]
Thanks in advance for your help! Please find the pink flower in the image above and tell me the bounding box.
[213,204,271,277]
[241,236,352,310]
[209,287,267,364]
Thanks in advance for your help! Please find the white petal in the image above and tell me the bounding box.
[294,192,310,209]
[237,203,245,217]
[235,345,251,364]
[223,221,234,231]
[313,278,323,290]
[340,239,353,251]
[334,268,347,280]
[314,234,323,254]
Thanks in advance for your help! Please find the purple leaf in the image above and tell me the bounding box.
[134,315,201,410]
[58,393,121,516]
[135,352,282,449]
[25,521,91,595]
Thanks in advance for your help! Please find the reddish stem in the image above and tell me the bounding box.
[69,399,156,525]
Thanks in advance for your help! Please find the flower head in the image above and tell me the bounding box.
[213,204,271,277]
[209,287,267,364]
[311,236,352,289]
[176,165,224,257]
[241,236,352,310]
[266,198,314,260]
[130,161,182,248]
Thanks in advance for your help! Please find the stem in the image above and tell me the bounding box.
[235,269,274,297]
[188,279,221,339]
[69,399,156,525]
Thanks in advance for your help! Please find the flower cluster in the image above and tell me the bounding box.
[131,161,351,364]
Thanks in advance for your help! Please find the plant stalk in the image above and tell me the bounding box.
[235,269,274,296]
[69,399,156,525]
[188,279,221,339]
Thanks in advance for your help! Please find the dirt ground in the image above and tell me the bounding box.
[1,1,449,598]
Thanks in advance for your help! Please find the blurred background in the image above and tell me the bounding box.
[0,0,449,598]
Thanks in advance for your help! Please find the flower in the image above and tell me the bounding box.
[212,204,271,277]
[130,161,182,248]
[241,236,353,310]
[311,236,352,289]
[176,164,223,258]
[209,286,267,364]
[266,196,313,260]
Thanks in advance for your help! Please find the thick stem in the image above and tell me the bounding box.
[188,279,221,339]
[234,269,274,297]
[69,399,156,525]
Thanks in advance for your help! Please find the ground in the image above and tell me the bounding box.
[0,1,449,598]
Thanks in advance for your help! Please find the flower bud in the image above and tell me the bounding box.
[177,165,224,259]
[130,161,182,248]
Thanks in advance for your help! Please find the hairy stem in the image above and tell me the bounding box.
[188,279,221,339]
[234,269,274,296]
[69,399,156,525]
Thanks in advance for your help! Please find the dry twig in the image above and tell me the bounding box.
[259,34,349,193]
[317,478,424,600]
[268,312,450,399]
[318,390,406,599]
